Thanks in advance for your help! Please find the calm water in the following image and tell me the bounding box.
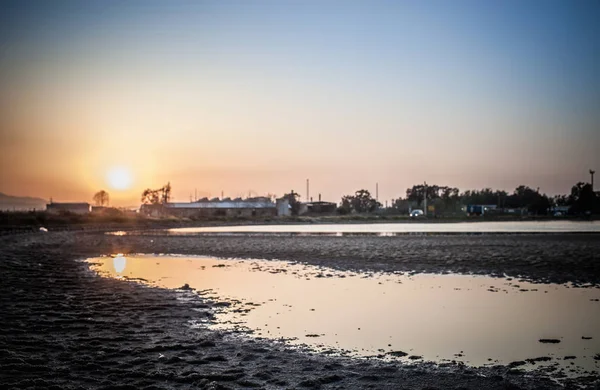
[167,221,600,235]
[88,254,600,377]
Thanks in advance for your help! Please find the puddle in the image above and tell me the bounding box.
[87,254,600,378]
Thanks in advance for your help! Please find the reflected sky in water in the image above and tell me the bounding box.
[88,254,600,377]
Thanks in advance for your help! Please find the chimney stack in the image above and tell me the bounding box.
[306,179,310,202]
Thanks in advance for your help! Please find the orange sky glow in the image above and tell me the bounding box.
[1,2,598,206]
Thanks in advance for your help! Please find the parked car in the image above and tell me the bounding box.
[410,209,424,218]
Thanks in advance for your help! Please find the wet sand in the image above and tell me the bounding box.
[98,232,598,284]
[1,231,599,389]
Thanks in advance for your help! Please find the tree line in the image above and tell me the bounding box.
[338,182,599,215]
[134,180,598,216]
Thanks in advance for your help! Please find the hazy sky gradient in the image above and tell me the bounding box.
[1,0,599,205]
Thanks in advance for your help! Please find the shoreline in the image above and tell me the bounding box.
[90,231,600,285]
[1,213,598,233]
[1,232,599,389]
[3,218,599,239]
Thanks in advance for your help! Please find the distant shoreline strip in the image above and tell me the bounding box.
[108,231,600,237]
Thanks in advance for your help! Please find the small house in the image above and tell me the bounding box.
[305,201,337,214]
[140,197,278,218]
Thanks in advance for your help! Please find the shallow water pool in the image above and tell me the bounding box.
[88,254,600,377]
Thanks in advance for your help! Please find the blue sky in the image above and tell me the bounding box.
[1,0,598,203]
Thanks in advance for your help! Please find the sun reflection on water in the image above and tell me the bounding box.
[112,254,126,274]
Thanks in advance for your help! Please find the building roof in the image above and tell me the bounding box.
[166,200,275,209]
[306,201,337,206]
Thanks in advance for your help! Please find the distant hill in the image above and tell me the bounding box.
[0,192,48,211]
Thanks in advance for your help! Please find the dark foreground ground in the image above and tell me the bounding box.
[1,231,599,389]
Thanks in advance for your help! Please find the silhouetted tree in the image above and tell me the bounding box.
[461,188,504,206]
[161,182,172,203]
[390,197,413,213]
[552,194,569,207]
[141,183,172,204]
[569,182,598,214]
[339,190,381,213]
[406,184,451,206]
[93,190,109,206]
[440,187,460,211]
[141,189,159,204]
[501,186,550,215]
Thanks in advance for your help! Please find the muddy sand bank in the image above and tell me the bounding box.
[1,231,599,389]
[84,232,599,284]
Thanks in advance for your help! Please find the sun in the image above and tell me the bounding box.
[106,167,133,190]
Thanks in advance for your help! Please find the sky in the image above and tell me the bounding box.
[0,0,598,206]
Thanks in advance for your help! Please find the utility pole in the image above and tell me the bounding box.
[376,182,379,203]
[423,181,428,216]
[591,169,596,192]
